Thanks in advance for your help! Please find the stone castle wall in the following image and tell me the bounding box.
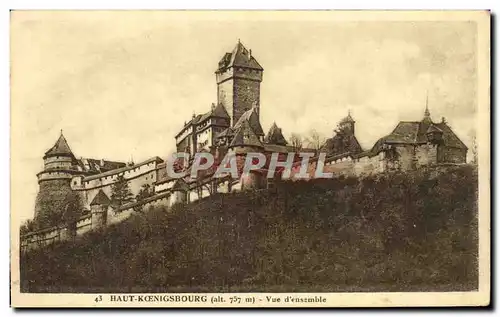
[71,159,160,210]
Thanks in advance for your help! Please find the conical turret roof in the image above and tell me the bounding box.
[44,132,74,158]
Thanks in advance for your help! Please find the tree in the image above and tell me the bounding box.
[62,191,84,226]
[19,219,36,236]
[134,184,154,212]
[471,134,478,165]
[290,133,303,152]
[305,129,326,154]
[111,175,134,211]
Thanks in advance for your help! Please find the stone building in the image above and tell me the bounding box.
[24,40,469,250]
[216,39,263,127]
[34,132,126,226]
[369,105,468,170]
[320,112,363,158]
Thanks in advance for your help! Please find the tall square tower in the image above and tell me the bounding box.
[216,41,263,126]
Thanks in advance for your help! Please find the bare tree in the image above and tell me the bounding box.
[305,129,326,153]
[471,134,478,164]
[290,133,303,152]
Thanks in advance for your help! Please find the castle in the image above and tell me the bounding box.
[21,40,468,250]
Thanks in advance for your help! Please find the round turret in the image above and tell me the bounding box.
[34,132,84,226]
[37,132,81,183]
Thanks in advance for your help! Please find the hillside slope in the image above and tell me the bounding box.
[20,165,478,292]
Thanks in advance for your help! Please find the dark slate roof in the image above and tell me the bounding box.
[78,158,127,174]
[264,122,288,146]
[230,120,263,148]
[212,103,230,119]
[177,104,230,138]
[44,133,74,157]
[216,127,233,139]
[435,122,468,149]
[84,156,164,181]
[320,133,363,157]
[217,41,263,72]
[373,119,467,150]
[384,121,420,143]
[427,124,443,133]
[233,107,264,136]
[90,190,111,206]
[197,103,231,124]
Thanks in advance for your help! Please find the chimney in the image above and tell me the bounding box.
[248,49,252,60]
[441,116,446,124]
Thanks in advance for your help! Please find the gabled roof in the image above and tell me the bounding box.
[435,122,468,149]
[198,103,231,123]
[230,120,263,148]
[264,122,288,146]
[374,119,467,150]
[233,107,264,136]
[44,133,74,158]
[384,121,420,143]
[217,41,263,72]
[90,190,111,206]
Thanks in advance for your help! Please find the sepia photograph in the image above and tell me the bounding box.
[10,10,490,307]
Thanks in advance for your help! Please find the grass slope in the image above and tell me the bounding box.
[20,165,478,292]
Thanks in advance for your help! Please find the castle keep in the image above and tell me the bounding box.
[24,41,468,250]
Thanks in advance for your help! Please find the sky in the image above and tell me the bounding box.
[11,11,479,222]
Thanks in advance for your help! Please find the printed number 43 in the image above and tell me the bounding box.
[95,295,102,303]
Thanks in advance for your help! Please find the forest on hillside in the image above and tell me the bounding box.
[20,165,478,293]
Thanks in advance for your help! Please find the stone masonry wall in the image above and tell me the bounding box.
[437,145,467,164]
[233,78,260,125]
[415,144,438,167]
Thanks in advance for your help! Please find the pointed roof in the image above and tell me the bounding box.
[44,132,74,158]
[340,111,355,124]
[233,107,264,136]
[321,133,363,157]
[230,120,263,148]
[217,40,263,72]
[90,190,111,206]
[264,122,288,146]
[426,124,443,134]
[423,94,432,123]
[212,103,230,119]
[375,119,467,149]
[216,127,233,139]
